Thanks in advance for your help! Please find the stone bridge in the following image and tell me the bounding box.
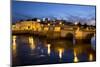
[12,21,96,40]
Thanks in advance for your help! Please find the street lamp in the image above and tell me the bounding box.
[48,23,50,26]
[74,22,78,25]
[59,22,62,25]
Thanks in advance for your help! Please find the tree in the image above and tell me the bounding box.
[32,18,38,21]
[83,23,87,29]
[20,19,24,22]
[77,22,81,27]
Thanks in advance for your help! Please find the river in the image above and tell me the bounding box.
[12,35,96,66]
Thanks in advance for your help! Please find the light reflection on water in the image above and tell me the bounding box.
[58,48,64,59]
[47,44,51,55]
[12,35,96,66]
[73,48,79,63]
[89,53,93,61]
[29,36,35,50]
[12,35,17,56]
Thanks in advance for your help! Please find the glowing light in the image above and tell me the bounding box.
[89,53,93,61]
[47,44,51,55]
[74,22,78,25]
[12,35,17,55]
[37,19,41,22]
[75,27,83,39]
[54,27,61,32]
[44,27,49,31]
[12,36,16,48]
[58,48,63,59]
[74,56,79,63]
[29,36,35,50]
[48,23,50,26]
[59,22,62,25]
[74,49,79,63]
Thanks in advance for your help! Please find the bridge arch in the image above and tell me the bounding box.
[84,33,95,43]
[65,32,74,40]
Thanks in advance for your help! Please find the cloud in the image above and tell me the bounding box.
[87,20,96,26]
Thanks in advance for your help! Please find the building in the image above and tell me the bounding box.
[12,21,42,31]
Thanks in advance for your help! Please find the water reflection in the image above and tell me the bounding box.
[29,36,35,50]
[47,44,51,55]
[73,48,79,63]
[58,48,64,59]
[89,53,93,61]
[12,35,96,66]
[12,35,17,55]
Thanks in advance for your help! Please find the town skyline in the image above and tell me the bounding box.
[12,1,96,25]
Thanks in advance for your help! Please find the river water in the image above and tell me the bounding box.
[12,35,96,66]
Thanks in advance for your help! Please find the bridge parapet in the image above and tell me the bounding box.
[12,21,96,40]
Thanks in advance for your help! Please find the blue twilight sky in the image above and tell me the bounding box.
[12,1,96,25]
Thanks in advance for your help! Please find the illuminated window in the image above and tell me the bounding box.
[44,27,49,31]
[54,27,61,32]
